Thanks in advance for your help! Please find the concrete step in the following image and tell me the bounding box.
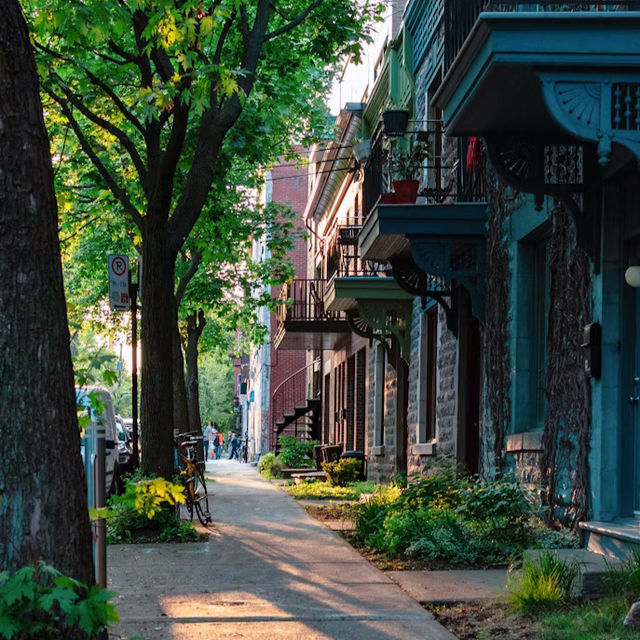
[524,548,622,598]
[580,518,640,561]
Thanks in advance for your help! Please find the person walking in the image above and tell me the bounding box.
[203,421,213,462]
[229,434,241,460]
[213,427,223,459]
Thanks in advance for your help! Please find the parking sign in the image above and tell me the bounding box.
[108,254,130,311]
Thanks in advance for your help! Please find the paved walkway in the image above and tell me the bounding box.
[108,459,456,640]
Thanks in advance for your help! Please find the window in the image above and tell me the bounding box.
[530,239,550,430]
[418,306,438,443]
[516,229,550,433]
[374,344,386,446]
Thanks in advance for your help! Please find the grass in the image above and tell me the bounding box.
[537,596,638,640]
[282,480,376,500]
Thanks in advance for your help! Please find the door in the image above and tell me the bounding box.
[623,237,640,514]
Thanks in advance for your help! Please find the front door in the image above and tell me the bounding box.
[623,237,640,514]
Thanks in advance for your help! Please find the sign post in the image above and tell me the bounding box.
[108,254,139,468]
[108,255,130,311]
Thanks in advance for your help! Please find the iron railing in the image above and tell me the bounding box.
[271,358,321,449]
[325,224,388,279]
[444,1,634,74]
[361,120,487,216]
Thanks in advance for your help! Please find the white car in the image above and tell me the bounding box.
[77,387,121,498]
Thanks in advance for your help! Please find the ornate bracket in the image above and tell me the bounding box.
[485,135,601,270]
[539,71,640,167]
[409,237,485,325]
[388,255,459,335]
[346,299,413,365]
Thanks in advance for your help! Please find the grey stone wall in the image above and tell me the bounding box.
[366,342,400,483]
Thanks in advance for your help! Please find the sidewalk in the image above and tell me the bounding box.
[108,459,456,640]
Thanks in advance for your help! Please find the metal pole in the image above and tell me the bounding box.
[94,421,107,588]
[130,276,139,468]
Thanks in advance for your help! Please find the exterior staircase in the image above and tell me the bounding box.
[272,359,321,450]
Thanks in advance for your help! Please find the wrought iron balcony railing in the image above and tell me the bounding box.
[275,279,345,326]
[362,123,487,219]
[325,224,388,280]
[444,1,634,74]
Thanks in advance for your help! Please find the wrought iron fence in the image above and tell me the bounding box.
[325,224,388,279]
[444,1,633,74]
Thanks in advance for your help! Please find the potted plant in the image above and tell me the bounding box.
[390,139,430,203]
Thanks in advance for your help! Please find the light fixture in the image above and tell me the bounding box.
[625,266,640,288]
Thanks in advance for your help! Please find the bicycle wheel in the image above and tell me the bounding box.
[193,470,212,525]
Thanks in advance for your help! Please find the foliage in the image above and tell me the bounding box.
[603,550,640,600]
[277,436,318,469]
[536,596,639,640]
[132,478,185,518]
[284,480,379,501]
[198,351,235,432]
[390,139,430,181]
[352,460,573,567]
[106,478,197,543]
[258,453,283,479]
[0,563,118,639]
[322,458,362,487]
[509,552,581,614]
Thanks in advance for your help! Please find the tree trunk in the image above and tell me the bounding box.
[185,311,206,433]
[140,226,176,478]
[172,310,190,436]
[0,1,93,583]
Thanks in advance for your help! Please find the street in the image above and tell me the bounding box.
[108,460,456,640]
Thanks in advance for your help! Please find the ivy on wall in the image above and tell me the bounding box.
[541,201,592,529]
[482,168,517,477]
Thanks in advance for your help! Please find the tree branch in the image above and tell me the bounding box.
[175,250,203,306]
[45,88,144,228]
[262,0,324,42]
[52,77,149,193]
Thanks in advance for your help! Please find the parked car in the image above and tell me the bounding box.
[76,387,121,498]
[115,415,134,475]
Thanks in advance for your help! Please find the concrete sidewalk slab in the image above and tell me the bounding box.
[108,459,457,639]
[387,570,509,604]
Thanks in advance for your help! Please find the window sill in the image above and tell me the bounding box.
[412,441,436,456]
[506,431,544,453]
[371,445,385,456]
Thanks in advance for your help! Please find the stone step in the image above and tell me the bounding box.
[524,548,622,599]
[580,518,640,561]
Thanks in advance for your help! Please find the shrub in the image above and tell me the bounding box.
[258,452,283,478]
[322,458,361,486]
[107,478,197,543]
[509,552,580,613]
[603,549,640,599]
[285,481,359,500]
[276,436,318,468]
[0,563,118,639]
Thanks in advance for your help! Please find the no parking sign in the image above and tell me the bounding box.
[108,254,130,311]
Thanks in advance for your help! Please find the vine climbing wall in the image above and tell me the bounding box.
[541,201,592,528]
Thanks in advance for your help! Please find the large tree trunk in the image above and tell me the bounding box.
[185,311,206,433]
[140,226,176,478]
[172,311,190,435]
[0,1,93,583]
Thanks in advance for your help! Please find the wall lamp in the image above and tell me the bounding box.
[625,259,640,287]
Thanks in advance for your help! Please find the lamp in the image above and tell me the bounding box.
[625,266,640,288]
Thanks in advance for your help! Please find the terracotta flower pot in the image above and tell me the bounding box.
[392,179,419,204]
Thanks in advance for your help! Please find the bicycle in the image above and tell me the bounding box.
[174,433,212,527]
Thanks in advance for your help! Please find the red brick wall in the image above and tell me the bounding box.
[269,152,308,449]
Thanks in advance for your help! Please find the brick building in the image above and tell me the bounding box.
[245,155,308,459]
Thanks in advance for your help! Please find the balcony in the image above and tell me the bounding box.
[273,279,350,350]
[435,2,640,167]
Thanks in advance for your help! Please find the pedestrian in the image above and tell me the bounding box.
[210,425,218,459]
[213,426,223,459]
[203,421,213,462]
[229,434,241,460]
